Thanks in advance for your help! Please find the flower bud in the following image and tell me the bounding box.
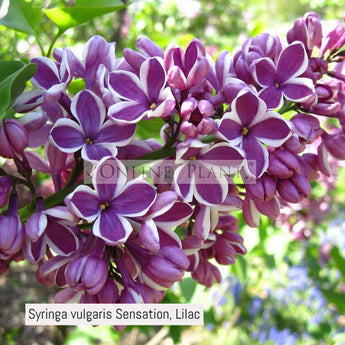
[246,173,277,201]
[0,193,24,259]
[3,119,29,155]
[268,150,300,179]
[323,130,345,159]
[65,255,108,295]
[278,172,311,203]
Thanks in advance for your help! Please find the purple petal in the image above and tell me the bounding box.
[95,120,136,145]
[93,212,132,245]
[185,39,206,74]
[281,78,314,102]
[25,212,47,240]
[277,42,308,82]
[258,86,283,109]
[167,66,188,90]
[46,143,68,173]
[71,90,105,137]
[186,57,210,87]
[31,57,60,89]
[108,101,148,124]
[112,180,156,216]
[49,119,84,152]
[140,58,166,102]
[109,70,147,102]
[193,165,228,205]
[216,115,243,145]
[173,164,194,201]
[234,91,265,126]
[149,191,177,218]
[199,142,244,164]
[253,58,276,87]
[23,235,46,264]
[25,151,50,174]
[93,157,127,201]
[81,143,117,162]
[45,222,79,255]
[66,185,100,221]
[242,136,269,178]
[139,219,160,252]
[251,111,292,146]
[154,201,193,228]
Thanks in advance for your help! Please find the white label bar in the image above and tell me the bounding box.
[25,303,204,326]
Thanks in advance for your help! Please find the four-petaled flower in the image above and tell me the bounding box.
[49,89,136,162]
[173,140,244,206]
[107,57,176,124]
[65,157,157,245]
[252,42,314,109]
[217,91,292,178]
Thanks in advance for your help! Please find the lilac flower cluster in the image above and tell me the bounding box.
[1,12,345,307]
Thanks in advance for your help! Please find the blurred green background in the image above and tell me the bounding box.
[1,0,345,344]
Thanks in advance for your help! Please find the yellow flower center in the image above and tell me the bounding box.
[85,138,94,145]
[150,103,157,110]
[99,202,110,210]
[241,127,249,136]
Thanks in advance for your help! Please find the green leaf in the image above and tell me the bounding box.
[0,0,42,35]
[0,61,37,119]
[44,0,131,33]
[136,117,165,140]
[321,288,345,313]
[67,78,86,95]
[179,277,198,303]
[330,246,345,277]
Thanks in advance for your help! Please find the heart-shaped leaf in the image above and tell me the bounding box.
[0,61,37,119]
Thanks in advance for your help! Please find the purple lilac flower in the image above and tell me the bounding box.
[25,142,70,191]
[108,57,176,124]
[173,139,244,206]
[50,89,136,162]
[78,35,117,91]
[217,91,292,177]
[24,205,80,264]
[137,191,193,252]
[65,157,156,245]
[30,48,77,104]
[252,42,315,109]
